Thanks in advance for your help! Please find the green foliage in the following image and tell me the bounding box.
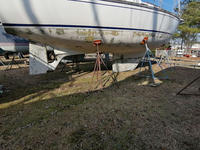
[174,1,200,48]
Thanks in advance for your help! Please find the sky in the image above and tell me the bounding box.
[142,0,184,12]
[142,0,200,42]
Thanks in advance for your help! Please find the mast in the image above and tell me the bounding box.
[178,0,181,15]
[159,0,163,8]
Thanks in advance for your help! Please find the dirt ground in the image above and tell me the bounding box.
[0,56,200,150]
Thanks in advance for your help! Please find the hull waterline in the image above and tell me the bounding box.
[0,0,180,55]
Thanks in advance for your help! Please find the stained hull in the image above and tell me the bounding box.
[0,0,180,55]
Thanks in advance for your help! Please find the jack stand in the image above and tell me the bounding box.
[138,37,165,86]
[157,50,173,70]
[92,40,116,89]
[177,75,200,96]
[60,61,68,72]
[0,85,3,95]
[0,57,5,66]
[6,55,21,70]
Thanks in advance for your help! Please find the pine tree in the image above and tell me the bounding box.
[173,1,200,49]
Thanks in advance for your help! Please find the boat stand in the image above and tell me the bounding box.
[92,40,116,89]
[0,85,3,95]
[177,75,200,96]
[6,55,21,70]
[0,57,5,66]
[138,37,167,86]
[157,50,172,68]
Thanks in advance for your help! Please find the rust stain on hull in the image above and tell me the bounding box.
[56,29,65,35]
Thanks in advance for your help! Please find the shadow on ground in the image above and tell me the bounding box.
[0,61,114,105]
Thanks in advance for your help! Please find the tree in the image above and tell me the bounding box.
[173,1,200,49]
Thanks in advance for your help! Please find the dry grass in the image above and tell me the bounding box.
[0,57,200,150]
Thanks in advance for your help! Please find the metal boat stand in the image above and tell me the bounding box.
[0,85,3,95]
[0,57,5,66]
[92,40,116,89]
[157,50,172,68]
[6,54,21,70]
[177,75,200,96]
[138,37,168,86]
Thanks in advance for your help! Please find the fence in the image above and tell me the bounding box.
[156,49,200,58]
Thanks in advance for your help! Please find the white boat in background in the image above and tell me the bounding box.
[0,0,180,74]
[0,23,29,56]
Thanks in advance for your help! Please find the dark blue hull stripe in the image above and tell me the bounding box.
[3,23,171,35]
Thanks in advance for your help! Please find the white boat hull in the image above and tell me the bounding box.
[0,0,180,55]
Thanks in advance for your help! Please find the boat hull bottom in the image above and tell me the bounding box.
[5,27,169,55]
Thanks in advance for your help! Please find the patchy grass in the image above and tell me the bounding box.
[0,62,200,150]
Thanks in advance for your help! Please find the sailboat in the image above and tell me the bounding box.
[0,0,180,74]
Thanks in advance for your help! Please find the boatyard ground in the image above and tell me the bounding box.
[0,56,200,150]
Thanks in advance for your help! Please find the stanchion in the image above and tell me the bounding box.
[138,37,168,86]
[0,57,5,66]
[177,75,200,96]
[6,55,21,70]
[92,40,117,89]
